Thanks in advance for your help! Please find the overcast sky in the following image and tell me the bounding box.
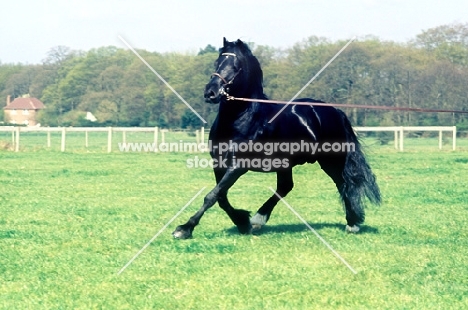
[1,0,467,64]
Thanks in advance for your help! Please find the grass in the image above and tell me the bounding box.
[0,142,467,308]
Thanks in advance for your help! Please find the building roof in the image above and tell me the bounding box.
[4,97,45,110]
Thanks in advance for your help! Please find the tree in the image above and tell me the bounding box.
[413,22,468,67]
[198,44,218,55]
[42,46,73,66]
[181,109,203,129]
[413,22,468,50]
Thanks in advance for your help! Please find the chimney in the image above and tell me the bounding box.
[6,95,10,107]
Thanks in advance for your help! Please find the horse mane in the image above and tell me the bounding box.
[220,40,267,100]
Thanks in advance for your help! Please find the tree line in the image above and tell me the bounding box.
[1,23,467,130]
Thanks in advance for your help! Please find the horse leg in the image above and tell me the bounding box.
[318,157,362,233]
[172,167,248,239]
[217,194,252,234]
[214,169,252,234]
[251,169,294,231]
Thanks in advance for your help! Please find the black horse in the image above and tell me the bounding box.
[173,38,381,239]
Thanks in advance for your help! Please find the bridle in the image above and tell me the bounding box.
[211,53,242,97]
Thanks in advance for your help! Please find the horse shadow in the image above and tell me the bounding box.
[225,222,379,236]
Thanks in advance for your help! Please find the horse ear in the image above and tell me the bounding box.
[236,39,243,46]
[223,37,228,47]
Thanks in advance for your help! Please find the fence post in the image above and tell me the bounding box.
[47,130,51,148]
[161,130,166,144]
[14,127,20,152]
[154,127,159,152]
[394,130,398,150]
[122,131,126,144]
[85,130,89,148]
[201,127,205,145]
[399,127,404,151]
[107,127,112,153]
[195,130,200,145]
[452,126,456,151]
[438,130,443,150]
[61,127,66,152]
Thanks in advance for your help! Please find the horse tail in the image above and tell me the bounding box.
[339,111,381,224]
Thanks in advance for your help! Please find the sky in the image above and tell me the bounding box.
[1,0,467,64]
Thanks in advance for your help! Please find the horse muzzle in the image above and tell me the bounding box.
[204,84,224,104]
[204,89,219,104]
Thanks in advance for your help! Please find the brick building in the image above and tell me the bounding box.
[4,95,45,126]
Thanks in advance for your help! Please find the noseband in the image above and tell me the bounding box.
[211,53,242,97]
[211,72,230,85]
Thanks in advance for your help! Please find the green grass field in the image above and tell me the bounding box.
[0,138,467,309]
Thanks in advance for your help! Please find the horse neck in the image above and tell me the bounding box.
[215,60,267,135]
[218,99,253,123]
[218,88,264,119]
[214,90,268,140]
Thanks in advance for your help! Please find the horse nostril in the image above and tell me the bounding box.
[205,90,216,99]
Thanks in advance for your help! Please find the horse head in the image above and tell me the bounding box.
[204,38,263,104]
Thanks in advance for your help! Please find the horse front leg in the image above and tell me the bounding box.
[214,169,252,234]
[251,169,294,231]
[172,167,247,239]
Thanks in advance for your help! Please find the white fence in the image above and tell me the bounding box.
[0,126,457,152]
[354,126,457,151]
[0,126,206,152]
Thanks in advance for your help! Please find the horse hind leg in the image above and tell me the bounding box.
[340,191,362,233]
[318,158,363,233]
[251,169,294,231]
[250,213,268,231]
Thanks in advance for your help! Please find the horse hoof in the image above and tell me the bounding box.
[251,224,262,231]
[345,225,360,233]
[250,213,268,231]
[237,222,252,235]
[172,225,193,239]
